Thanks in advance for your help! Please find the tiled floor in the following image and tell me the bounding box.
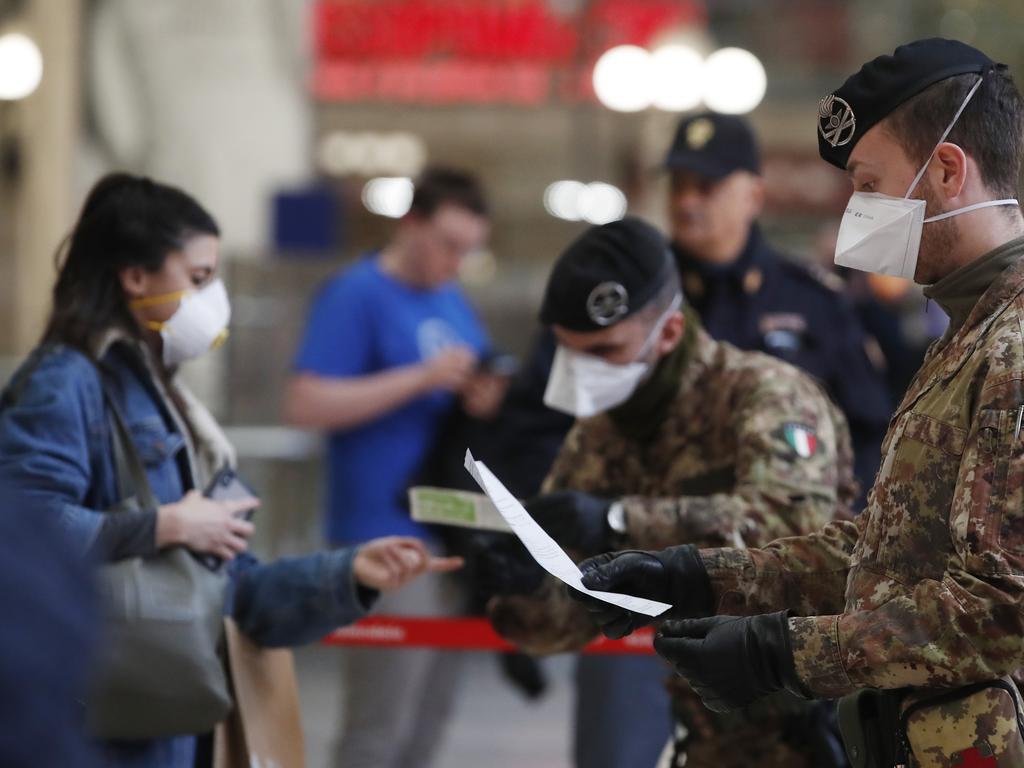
[295,645,574,768]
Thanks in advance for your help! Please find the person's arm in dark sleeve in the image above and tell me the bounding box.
[88,510,158,560]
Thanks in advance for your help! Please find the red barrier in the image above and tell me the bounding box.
[323,616,655,655]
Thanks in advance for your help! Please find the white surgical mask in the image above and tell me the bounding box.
[835,75,1019,280]
[543,295,680,418]
[133,279,231,367]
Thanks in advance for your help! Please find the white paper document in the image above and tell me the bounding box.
[464,450,670,618]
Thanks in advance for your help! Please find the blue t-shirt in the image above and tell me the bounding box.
[294,254,490,544]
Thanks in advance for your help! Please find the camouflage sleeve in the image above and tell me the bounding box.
[790,379,1024,699]
[699,515,863,618]
[622,371,852,552]
[487,576,598,655]
[487,419,604,654]
[539,418,606,495]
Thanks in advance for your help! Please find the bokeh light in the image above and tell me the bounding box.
[0,33,43,100]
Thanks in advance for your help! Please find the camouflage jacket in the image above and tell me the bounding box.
[489,328,857,655]
[702,253,1024,702]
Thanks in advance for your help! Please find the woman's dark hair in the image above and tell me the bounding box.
[42,173,219,355]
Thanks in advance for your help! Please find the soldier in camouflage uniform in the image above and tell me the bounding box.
[485,216,856,766]
[574,40,1024,768]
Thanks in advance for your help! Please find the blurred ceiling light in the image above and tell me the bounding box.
[362,177,414,218]
[544,180,626,224]
[651,44,704,112]
[593,45,654,113]
[0,33,43,100]
[390,132,427,177]
[319,131,426,177]
[544,180,586,221]
[702,47,766,114]
[578,182,627,224]
[349,132,380,177]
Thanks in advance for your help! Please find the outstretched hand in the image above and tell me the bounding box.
[354,536,463,592]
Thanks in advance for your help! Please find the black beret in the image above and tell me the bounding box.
[664,112,761,179]
[539,217,677,332]
[818,38,997,169]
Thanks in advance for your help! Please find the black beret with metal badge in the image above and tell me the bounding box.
[540,217,678,332]
[818,37,998,169]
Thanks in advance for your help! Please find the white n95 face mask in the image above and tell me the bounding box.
[135,279,232,367]
[543,346,650,418]
[835,75,1019,280]
[543,295,681,418]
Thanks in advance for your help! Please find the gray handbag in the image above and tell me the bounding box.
[86,375,233,740]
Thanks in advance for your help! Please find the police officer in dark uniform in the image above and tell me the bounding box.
[665,112,891,495]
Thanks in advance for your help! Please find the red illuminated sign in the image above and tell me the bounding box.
[312,0,705,105]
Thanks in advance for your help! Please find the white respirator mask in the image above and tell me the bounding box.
[543,295,681,418]
[132,279,231,367]
[835,74,1019,280]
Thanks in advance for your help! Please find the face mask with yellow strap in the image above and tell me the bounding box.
[129,280,231,367]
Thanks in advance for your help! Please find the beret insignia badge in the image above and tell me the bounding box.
[818,94,856,148]
[587,282,629,326]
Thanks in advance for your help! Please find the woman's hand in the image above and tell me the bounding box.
[157,489,257,560]
[353,537,463,592]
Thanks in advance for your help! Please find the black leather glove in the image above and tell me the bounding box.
[526,491,613,556]
[570,545,713,639]
[472,533,546,597]
[653,612,803,713]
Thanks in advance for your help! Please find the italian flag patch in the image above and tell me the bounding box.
[783,424,817,458]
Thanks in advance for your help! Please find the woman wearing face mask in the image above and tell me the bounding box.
[0,173,461,768]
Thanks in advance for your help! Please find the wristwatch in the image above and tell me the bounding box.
[606,501,627,545]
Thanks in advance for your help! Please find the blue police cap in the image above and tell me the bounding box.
[664,112,761,179]
[818,38,997,169]
[540,217,677,332]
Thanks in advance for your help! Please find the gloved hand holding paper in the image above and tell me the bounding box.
[464,450,670,618]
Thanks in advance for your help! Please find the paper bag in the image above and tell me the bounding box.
[214,618,305,768]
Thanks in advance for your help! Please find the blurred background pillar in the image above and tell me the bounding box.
[6,0,82,355]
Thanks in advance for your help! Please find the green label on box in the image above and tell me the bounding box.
[416,489,477,524]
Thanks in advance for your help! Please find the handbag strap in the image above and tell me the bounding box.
[93,366,161,514]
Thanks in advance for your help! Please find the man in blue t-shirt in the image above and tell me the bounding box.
[286,168,498,768]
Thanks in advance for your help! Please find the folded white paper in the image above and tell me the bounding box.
[464,450,670,618]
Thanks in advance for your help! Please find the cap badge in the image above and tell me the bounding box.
[587,282,629,326]
[686,118,715,150]
[818,94,856,148]
[743,267,764,295]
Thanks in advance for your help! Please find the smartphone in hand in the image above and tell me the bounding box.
[197,467,259,570]
[204,467,259,521]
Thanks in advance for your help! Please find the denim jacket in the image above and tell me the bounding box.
[0,341,374,767]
